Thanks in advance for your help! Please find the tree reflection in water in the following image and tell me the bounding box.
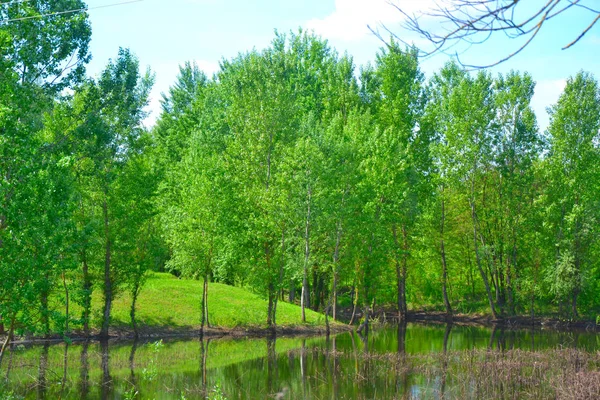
[0,324,598,399]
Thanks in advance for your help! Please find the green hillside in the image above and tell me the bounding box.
[93,273,326,331]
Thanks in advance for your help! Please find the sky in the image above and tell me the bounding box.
[84,0,600,132]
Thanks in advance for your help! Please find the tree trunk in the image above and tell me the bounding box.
[0,316,15,364]
[200,273,209,336]
[101,196,112,339]
[471,197,498,319]
[273,226,286,326]
[313,273,323,312]
[81,249,91,336]
[324,293,333,337]
[267,282,275,329]
[439,192,452,316]
[63,272,70,334]
[506,241,516,315]
[301,187,312,323]
[332,222,339,321]
[40,275,50,337]
[392,224,408,319]
[357,306,370,335]
[264,242,276,328]
[289,282,295,303]
[572,213,581,319]
[349,286,358,325]
[401,226,409,316]
[204,274,211,328]
[130,283,139,339]
[392,225,404,320]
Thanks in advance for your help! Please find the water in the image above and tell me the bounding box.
[1,323,599,399]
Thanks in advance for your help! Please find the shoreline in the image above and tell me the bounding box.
[2,311,599,346]
[395,310,600,332]
[2,323,354,346]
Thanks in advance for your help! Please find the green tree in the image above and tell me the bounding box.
[428,62,499,318]
[544,72,600,317]
[360,42,428,319]
[0,0,91,92]
[56,48,153,337]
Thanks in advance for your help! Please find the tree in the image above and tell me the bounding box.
[375,0,600,68]
[491,71,540,314]
[0,0,91,91]
[114,144,161,338]
[59,48,153,338]
[360,42,428,319]
[0,2,91,347]
[428,62,499,318]
[543,71,600,317]
[154,63,217,335]
[159,142,224,335]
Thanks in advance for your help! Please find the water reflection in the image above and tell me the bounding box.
[79,341,90,398]
[0,323,598,399]
[100,340,111,399]
[37,343,49,399]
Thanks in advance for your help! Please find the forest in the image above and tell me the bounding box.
[1,2,600,346]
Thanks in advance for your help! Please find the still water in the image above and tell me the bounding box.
[1,323,599,399]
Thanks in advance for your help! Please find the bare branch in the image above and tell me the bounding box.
[562,12,600,49]
[381,0,599,68]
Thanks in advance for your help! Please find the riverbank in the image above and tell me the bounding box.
[3,310,597,348]
[2,323,352,346]
[364,309,600,332]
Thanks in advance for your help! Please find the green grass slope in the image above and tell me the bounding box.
[102,273,325,330]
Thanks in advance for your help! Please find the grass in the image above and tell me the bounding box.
[90,272,326,331]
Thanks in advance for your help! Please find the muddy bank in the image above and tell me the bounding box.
[1,323,353,346]
[371,309,600,332]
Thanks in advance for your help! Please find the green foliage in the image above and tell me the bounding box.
[2,22,600,344]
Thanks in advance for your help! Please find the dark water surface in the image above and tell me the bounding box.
[1,323,599,399]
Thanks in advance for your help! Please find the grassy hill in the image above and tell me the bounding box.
[94,272,326,331]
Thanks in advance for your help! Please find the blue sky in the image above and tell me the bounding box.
[85,0,600,131]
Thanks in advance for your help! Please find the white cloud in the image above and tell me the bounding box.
[532,79,567,133]
[306,0,435,41]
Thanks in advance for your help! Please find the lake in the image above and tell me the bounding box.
[1,323,599,399]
